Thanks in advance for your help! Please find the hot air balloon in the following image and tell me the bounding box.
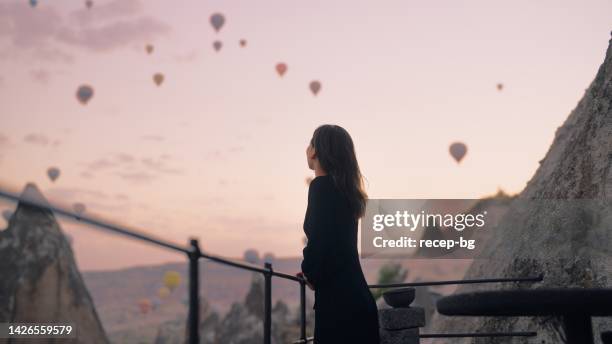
[163,271,181,291]
[29,0,37,8]
[138,298,152,314]
[145,44,154,54]
[151,298,161,310]
[449,142,467,163]
[2,210,13,222]
[213,41,222,52]
[158,286,170,299]
[309,81,321,96]
[153,73,164,86]
[73,202,86,216]
[275,63,287,77]
[263,253,275,265]
[243,249,260,264]
[76,85,94,105]
[47,167,60,182]
[85,0,93,9]
[210,13,225,32]
[239,39,247,47]
[496,83,504,91]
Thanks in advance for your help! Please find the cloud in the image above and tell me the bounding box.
[141,156,182,175]
[83,158,116,170]
[30,68,50,84]
[174,49,199,63]
[116,171,156,183]
[114,153,135,163]
[46,187,110,201]
[56,16,170,52]
[0,0,170,62]
[69,0,142,26]
[204,146,245,161]
[83,152,182,183]
[80,171,94,179]
[24,133,60,146]
[141,134,165,142]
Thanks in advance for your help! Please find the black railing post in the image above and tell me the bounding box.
[299,280,307,343]
[188,239,201,344]
[264,262,273,344]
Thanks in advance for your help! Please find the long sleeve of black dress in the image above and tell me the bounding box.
[301,175,379,344]
[301,176,335,288]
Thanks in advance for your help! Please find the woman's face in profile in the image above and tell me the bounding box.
[306,144,316,170]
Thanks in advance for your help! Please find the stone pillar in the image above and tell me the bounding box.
[379,288,425,344]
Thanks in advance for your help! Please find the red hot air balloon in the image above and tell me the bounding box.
[85,0,93,9]
[309,81,321,96]
[275,63,287,77]
[145,44,154,54]
[138,298,152,314]
[449,142,468,163]
[239,39,247,47]
[497,83,504,91]
[153,73,164,86]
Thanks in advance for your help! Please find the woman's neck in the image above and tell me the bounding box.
[314,166,327,177]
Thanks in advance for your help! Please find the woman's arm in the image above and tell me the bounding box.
[301,178,335,288]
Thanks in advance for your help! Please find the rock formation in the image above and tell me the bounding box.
[430,35,612,343]
[0,183,109,343]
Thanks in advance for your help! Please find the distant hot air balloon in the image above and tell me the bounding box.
[263,252,275,265]
[2,210,13,222]
[497,83,504,91]
[309,81,321,96]
[158,286,171,299]
[213,41,222,52]
[275,63,287,77]
[151,298,161,310]
[305,176,313,186]
[73,202,86,216]
[210,13,225,32]
[239,39,247,47]
[153,73,164,86]
[85,0,93,9]
[138,298,152,314]
[145,44,154,54]
[243,249,260,264]
[449,142,468,163]
[163,271,181,291]
[29,0,37,8]
[76,85,94,105]
[47,167,60,182]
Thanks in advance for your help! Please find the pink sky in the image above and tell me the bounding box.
[0,0,610,270]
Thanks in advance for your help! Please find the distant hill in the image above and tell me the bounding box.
[82,258,471,340]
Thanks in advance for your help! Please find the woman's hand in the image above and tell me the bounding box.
[296,272,315,291]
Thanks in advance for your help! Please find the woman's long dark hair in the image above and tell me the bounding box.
[310,124,367,218]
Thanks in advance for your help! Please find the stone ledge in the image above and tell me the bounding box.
[378,307,425,330]
[380,327,419,344]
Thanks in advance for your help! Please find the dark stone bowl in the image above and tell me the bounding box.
[383,287,416,308]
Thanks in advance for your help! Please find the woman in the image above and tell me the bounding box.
[297,124,380,343]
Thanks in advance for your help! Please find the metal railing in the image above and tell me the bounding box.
[0,186,542,343]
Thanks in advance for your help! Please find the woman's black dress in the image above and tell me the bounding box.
[301,175,380,344]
